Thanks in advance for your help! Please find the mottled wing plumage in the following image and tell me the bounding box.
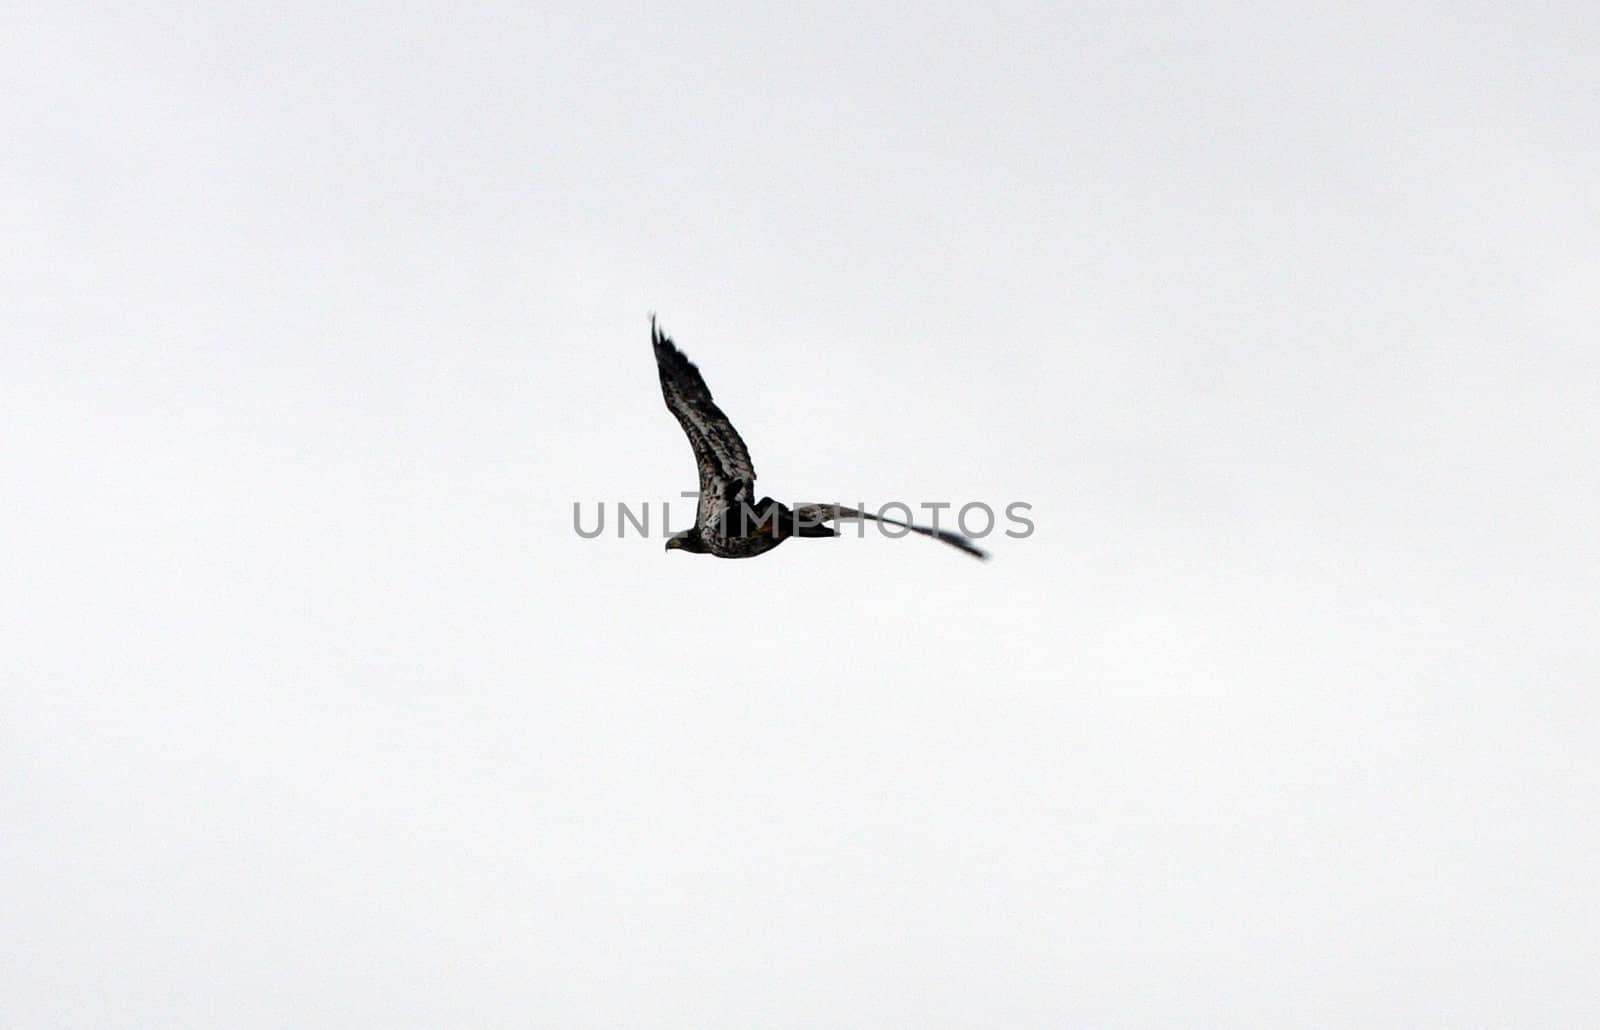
[794,503,990,560]
[652,319,757,526]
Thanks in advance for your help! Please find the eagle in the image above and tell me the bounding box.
[652,318,987,560]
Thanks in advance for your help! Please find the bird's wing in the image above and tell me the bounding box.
[793,503,990,560]
[652,319,758,526]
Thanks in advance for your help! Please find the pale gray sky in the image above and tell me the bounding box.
[3,2,1597,1026]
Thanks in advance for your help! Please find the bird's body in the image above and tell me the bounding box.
[663,498,829,559]
[652,319,987,560]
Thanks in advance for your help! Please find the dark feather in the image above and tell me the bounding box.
[792,503,990,560]
[652,318,757,528]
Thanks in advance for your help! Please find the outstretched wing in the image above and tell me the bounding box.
[793,503,990,560]
[652,318,758,526]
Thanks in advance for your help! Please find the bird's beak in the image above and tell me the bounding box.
[664,538,680,552]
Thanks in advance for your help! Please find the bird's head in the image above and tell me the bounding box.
[665,531,706,555]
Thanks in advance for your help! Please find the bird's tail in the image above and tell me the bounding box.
[792,504,989,560]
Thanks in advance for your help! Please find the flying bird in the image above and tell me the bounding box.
[652,318,987,560]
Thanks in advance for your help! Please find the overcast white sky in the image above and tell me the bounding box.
[4,2,1598,1026]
